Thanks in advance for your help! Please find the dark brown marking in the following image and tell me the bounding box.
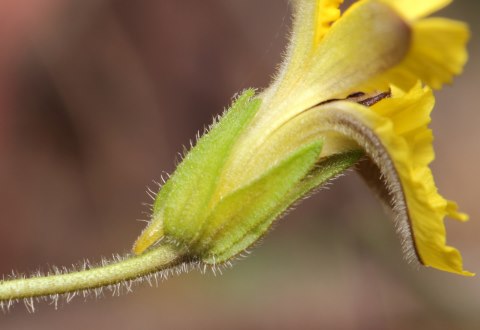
[357,90,391,107]
[312,90,391,110]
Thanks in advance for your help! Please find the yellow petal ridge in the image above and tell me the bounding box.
[314,0,344,45]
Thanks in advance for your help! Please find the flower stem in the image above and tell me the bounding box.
[0,244,183,301]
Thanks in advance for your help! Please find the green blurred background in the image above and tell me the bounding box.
[0,0,478,329]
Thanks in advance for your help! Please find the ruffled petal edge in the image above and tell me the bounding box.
[314,83,473,276]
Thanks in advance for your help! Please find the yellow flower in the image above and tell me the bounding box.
[0,0,473,306]
[134,0,472,276]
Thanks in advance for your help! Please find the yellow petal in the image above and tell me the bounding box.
[304,0,410,99]
[308,83,472,276]
[368,85,471,275]
[262,0,411,130]
[380,0,451,20]
[447,201,469,222]
[360,18,469,91]
[314,0,344,45]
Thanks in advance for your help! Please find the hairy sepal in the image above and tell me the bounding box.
[196,141,325,264]
[163,90,261,244]
[201,148,362,264]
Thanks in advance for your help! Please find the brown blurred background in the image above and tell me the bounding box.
[0,0,478,329]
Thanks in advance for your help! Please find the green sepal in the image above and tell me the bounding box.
[197,141,324,263]
[200,149,362,264]
[286,150,364,203]
[162,89,261,245]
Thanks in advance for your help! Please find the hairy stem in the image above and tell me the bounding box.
[0,244,183,301]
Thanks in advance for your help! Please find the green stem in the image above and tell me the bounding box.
[0,244,183,301]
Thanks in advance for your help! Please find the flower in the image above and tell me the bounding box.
[133,0,472,275]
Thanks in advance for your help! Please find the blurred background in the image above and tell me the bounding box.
[0,0,478,329]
